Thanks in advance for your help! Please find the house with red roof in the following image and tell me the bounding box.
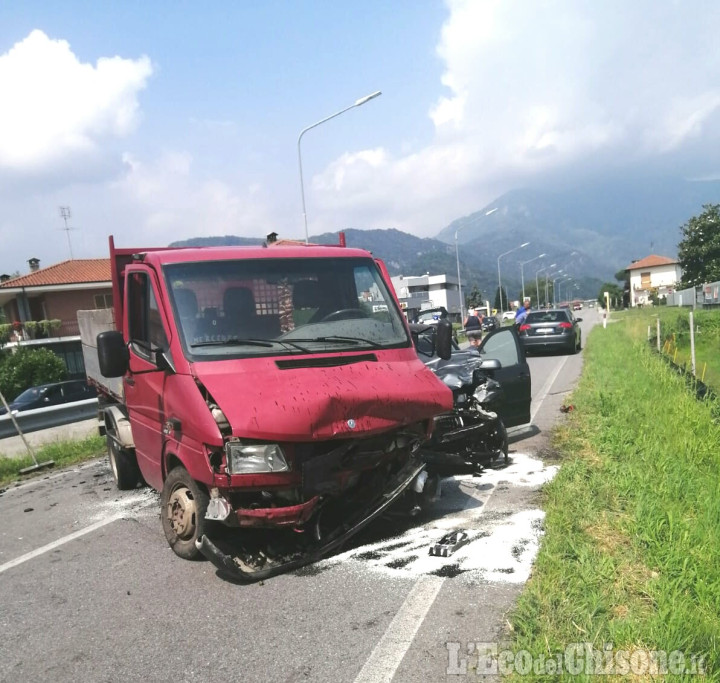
[624,254,682,307]
[0,258,111,375]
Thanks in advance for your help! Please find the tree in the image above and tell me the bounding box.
[678,203,720,287]
[614,268,630,308]
[0,348,67,401]
[597,283,623,309]
[493,286,509,312]
[465,285,484,310]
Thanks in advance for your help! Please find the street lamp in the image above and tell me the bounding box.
[498,241,530,313]
[455,207,498,323]
[520,253,546,302]
[298,90,382,243]
[552,273,569,306]
[546,269,563,306]
[535,263,556,308]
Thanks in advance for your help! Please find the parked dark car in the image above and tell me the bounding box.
[0,379,97,415]
[517,308,582,355]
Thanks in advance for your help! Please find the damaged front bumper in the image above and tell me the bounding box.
[195,458,426,582]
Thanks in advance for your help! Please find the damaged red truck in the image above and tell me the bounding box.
[79,236,453,581]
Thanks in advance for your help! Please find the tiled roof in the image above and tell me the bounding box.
[0,259,111,288]
[624,254,678,271]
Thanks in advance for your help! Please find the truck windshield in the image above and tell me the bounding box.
[164,256,410,358]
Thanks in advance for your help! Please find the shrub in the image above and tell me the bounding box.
[0,347,67,401]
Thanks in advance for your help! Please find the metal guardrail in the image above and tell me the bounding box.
[0,399,99,440]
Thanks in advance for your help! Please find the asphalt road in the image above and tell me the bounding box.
[0,316,596,683]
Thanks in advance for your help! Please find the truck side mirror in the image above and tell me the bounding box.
[435,319,453,360]
[97,330,130,378]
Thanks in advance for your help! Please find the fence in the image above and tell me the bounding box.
[0,398,99,440]
[665,281,720,308]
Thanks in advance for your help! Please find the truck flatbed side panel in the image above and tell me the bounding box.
[78,308,124,402]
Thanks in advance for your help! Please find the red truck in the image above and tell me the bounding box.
[79,236,453,580]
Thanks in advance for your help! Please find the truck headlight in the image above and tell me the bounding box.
[225,442,289,474]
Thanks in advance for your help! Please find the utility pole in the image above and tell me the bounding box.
[59,206,75,259]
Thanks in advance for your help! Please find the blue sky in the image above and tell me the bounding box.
[1,1,720,273]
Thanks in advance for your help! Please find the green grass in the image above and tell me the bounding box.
[622,306,720,389]
[0,434,106,487]
[507,313,720,679]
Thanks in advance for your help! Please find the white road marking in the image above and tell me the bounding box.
[353,575,446,683]
[0,515,122,574]
[530,355,569,423]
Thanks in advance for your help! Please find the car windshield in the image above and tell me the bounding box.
[11,386,47,404]
[164,256,410,358]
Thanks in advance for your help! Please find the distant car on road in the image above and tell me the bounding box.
[413,307,448,327]
[517,308,582,355]
[0,380,96,415]
[501,310,516,322]
[573,302,583,310]
[481,315,501,333]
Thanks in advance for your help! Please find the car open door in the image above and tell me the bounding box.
[476,326,531,427]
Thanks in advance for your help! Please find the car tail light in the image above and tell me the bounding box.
[519,324,531,331]
[558,322,573,329]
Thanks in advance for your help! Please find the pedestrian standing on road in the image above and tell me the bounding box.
[464,307,483,345]
[515,298,531,326]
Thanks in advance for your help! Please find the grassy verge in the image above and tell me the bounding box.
[507,315,720,679]
[622,306,720,389]
[0,435,106,488]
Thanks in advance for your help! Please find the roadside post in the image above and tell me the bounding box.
[603,291,609,328]
[656,318,661,353]
[689,311,696,376]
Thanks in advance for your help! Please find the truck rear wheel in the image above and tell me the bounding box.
[107,434,141,490]
[161,467,209,560]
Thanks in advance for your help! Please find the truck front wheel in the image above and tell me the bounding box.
[161,467,209,560]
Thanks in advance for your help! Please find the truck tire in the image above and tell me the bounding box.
[107,434,141,490]
[161,467,209,560]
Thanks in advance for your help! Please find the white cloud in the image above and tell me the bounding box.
[307,0,720,236]
[0,30,152,171]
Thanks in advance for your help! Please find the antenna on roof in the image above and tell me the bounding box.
[59,206,75,259]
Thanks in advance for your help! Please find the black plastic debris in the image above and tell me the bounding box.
[429,530,470,557]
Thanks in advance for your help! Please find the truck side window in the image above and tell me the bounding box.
[127,272,169,361]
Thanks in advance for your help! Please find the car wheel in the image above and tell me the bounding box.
[488,419,509,463]
[107,434,140,490]
[161,467,209,560]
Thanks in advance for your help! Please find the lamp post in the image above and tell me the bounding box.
[557,277,572,305]
[552,273,568,306]
[535,263,556,308]
[455,207,498,323]
[546,269,563,306]
[497,242,529,313]
[520,253,545,302]
[298,91,382,243]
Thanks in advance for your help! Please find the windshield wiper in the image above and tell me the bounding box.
[285,335,384,348]
[190,338,275,348]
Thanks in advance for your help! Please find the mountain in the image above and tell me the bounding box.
[170,176,720,303]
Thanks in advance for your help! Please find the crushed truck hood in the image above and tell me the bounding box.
[191,353,453,441]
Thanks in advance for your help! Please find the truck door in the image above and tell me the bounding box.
[123,269,171,490]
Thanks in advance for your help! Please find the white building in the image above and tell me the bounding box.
[390,273,462,320]
[625,254,682,307]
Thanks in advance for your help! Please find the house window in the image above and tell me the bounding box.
[640,272,651,288]
[94,293,113,309]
